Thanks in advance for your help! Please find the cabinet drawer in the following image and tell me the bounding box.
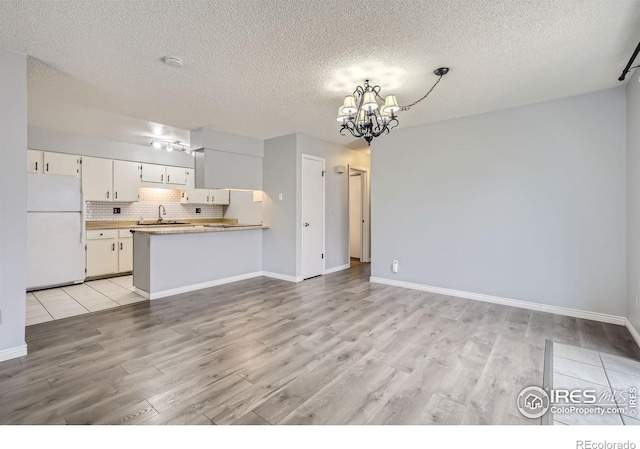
[87,229,118,240]
[118,229,134,238]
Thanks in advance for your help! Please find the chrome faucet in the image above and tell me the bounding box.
[158,205,166,223]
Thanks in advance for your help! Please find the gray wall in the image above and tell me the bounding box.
[225,190,263,225]
[296,133,370,272]
[262,134,298,276]
[627,70,640,330]
[371,87,627,317]
[136,230,262,294]
[190,127,264,157]
[0,50,27,355]
[262,133,370,278]
[28,126,194,168]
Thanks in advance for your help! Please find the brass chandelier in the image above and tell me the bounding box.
[337,67,449,145]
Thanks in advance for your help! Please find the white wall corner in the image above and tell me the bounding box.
[626,319,640,349]
[0,343,27,363]
[369,277,627,326]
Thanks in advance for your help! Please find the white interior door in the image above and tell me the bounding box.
[349,173,363,259]
[302,155,325,279]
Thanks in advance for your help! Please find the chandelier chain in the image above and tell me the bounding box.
[400,74,444,111]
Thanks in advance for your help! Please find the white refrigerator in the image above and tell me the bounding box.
[27,173,85,290]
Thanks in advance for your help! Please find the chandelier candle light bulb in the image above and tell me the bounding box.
[337,67,449,145]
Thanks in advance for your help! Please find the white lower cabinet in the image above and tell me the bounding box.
[86,229,133,277]
[117,234,133,272]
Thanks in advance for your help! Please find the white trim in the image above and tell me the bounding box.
[626,319,640,348]
[348,165,370,263]
[139,271,307,300]
[324,263,351,275]
[261,271,303,283]
[143,272,264,300]
[0,343,27,363]
[301,153,326,279]
[369,277,626,326]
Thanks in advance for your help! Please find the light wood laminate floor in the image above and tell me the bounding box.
[1,262,639,425]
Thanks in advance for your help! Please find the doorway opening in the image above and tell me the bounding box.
[348,166,370,264]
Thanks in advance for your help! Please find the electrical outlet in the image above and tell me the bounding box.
[195,208,201,214]
[113,207,121,214]
[392,260,398,273]
[279,193,283,201]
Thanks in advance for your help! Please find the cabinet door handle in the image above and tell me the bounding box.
[115,192,117,199]
[207,196,210,202]
[167,175,170,182]
[35,162,38,171]
[161,174,164,182]
[106,191,110,199]
[112,243,115,251]
[46,163,49,172]
[120,242,123,250]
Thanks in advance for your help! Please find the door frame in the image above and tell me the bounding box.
[348,165,370,263]
[301,153,326,278]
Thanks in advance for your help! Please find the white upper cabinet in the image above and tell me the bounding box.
[165,166,187,186]
[82,157,113,201]
[27,150,43,174]
[181,169,209,204]
[113,160,141,202]
[43,152,80,177]
[210,189,230,205]
[181,169,229,204]
[141,163,166,183]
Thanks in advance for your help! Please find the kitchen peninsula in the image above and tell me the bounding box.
[132,221,266,299]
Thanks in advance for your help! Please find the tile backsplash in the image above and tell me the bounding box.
[86,188,224,221]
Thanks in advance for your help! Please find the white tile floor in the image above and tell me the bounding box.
[551,342,640,425]
[26,275,146,326]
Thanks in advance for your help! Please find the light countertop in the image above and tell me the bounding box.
[131,224,267,235]
[86,218,238,230]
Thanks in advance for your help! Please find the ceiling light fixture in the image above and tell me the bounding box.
[149,139,191,154]
[337,67,449,145]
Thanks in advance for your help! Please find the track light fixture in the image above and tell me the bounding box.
[150,139,191,154]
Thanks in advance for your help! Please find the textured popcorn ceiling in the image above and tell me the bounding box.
[1,0,639,148]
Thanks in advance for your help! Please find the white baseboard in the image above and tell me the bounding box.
[144,272,264,300]
[370,277,626,326]
[134,288,150,300]
[324,263,350,275]
[627,319,640,348]
[0,343,27,363]
[261,271,303,283]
